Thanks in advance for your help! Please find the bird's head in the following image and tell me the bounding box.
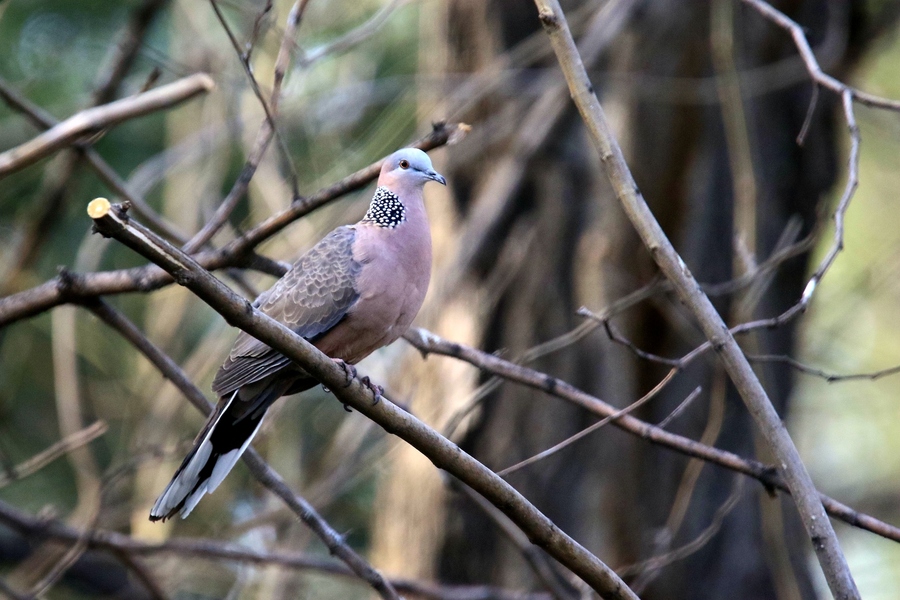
[381,148,446,187]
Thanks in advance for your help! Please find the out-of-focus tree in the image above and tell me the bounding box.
[1,0,900,598]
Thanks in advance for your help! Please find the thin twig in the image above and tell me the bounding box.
[0,421,108,488]
[184,0,311,252]
[0,74,214,178]
[796,83,819,146]
[655,387,703,429]
[737,0,873,335]
[497,371,680,477]
[244,0,274,63]
[748,354,900,382]
[209,0,300,198]
[739,0,900,112]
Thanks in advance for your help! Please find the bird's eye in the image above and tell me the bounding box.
[399,159,410,169]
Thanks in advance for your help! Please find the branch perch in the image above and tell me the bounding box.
[87,198,637,600]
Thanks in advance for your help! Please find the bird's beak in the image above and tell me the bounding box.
[426,170,447,186]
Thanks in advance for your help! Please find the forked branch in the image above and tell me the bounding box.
[531,0,859,596]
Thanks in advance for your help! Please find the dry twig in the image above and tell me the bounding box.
[209,0,300,197]
[0,421,107,489]
[0,74,215,178]
[184,0,311,252]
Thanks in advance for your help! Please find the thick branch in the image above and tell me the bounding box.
[87,199,636,600]
[532,1,859,597]
[0,73,214,178]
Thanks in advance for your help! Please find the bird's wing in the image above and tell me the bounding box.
[211,226,361,396]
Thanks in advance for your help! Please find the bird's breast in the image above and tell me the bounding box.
[313,221,431,364]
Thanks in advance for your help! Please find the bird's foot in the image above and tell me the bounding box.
[332,358,357,387]
[360,376,383,404]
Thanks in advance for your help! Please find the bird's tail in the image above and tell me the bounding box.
[149,385,280,522]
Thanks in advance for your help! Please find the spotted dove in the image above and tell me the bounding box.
[150,148,445,521]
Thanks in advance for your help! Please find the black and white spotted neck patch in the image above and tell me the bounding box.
[361,186,406,228]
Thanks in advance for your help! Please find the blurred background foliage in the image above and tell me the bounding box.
[0,0,899,598]
[793,29,900,597]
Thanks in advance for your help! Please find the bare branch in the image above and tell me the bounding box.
[0,499,549,600]
[0,74,215,178]
[497,371,680,477]
[736,0,880,332]
[655,387,704,429]
[209,0,300,197]
[748,354,900,383]
[184,0,312,252]
[531,1,858,595]
[739,0,900,111]
[243,0,274,64]
[800,90,859,304]
[87,199,636,600]
[404,328,900,545]
[0,76,188,243]
[796,83,819,146]
[0,421,107,489]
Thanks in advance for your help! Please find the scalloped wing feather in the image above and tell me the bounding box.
[211,226,361,396]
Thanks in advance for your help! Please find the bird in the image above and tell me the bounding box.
[150,148,446,521]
